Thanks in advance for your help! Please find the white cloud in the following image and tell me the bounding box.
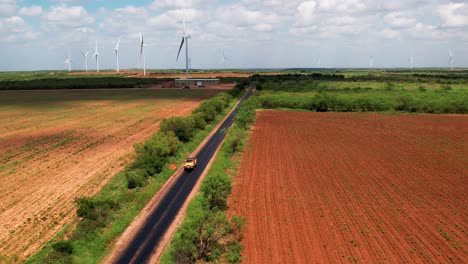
[384,12,416,28]
[0,15,40,42]
[43,4,94,30]
[437,3,468,27]
[295,1,317,26]
[0,0,16,16]
[19,5,43,16]
[149,0,212,10]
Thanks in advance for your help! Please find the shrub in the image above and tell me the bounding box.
[190,113,207,130]
[441,84,452,90]
[193,101,218,122]
[125,170,147,189]
[132,132,181,176]
[51,241,73,255]
[418,85,426,92]
[201,174,232,211]
[160,117,195,142]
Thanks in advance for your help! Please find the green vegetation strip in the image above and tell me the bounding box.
[253,74,467,114]
[26,84,248,264]
[161,91,258,264]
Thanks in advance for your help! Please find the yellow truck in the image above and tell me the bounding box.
[183,157,197,171]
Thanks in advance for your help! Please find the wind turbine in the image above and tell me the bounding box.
[139,32,147,71]
[143,55,146,76]
[64,49,72,72]
[94,40,99,72]
[317,56,321,67]
[448,49,453,70]
[114,36,121,73]
[409,55,413,71]
[369,56,374,69]
[80,50,89,72]
[176,11,191,79]
[219,51,228,70]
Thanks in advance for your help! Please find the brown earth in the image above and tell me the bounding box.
[0,89,221,261]
[229,110,468,263]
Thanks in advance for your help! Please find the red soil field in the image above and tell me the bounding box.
[0,89,221,261]
[229,110,467,263]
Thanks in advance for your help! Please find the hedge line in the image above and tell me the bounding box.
[26,92,237,264]
[258,91,467,114]
[161,86,256,264]
[0,77,172,90]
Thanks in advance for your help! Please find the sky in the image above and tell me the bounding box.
[0,0,467,71]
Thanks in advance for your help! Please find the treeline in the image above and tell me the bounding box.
[258,91,467,114]
[26,90,242,263]
[0,77,172,90]
[162,90,258,264]
[252,73,345,83]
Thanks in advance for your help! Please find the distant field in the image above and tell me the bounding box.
[229,110,467,263]
[0,88,221,260]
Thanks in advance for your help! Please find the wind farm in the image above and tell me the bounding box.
[0,1,467,264]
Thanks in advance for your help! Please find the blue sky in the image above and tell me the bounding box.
[0,0,467,71]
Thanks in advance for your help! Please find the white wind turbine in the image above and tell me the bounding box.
[176,11,191,79]
[448,49,454,70]
[317,56,321,67]
[139,32,147,71]
[219,51,228,70]
[64,49,72,72]
[114,36,121,73]
[409,55,413,71]
[369,56,374,69]
[80,50,89,72]
[94,40,100,72]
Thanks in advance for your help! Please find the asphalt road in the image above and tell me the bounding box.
[114,84,254,264]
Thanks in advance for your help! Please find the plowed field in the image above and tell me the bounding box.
[0,88,221,261]
[229,110,467,263]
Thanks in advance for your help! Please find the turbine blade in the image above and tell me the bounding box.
[176,37,185,61]
[116,36,121,49]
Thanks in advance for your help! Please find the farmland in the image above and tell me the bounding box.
[0,88,222,261]
[229,110,467,263]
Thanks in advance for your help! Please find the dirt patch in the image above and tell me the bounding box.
[0,89,220,261]
[229,110,468,263]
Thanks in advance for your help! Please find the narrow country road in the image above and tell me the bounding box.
[113,83,254,264]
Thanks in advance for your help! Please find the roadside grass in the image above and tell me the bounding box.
[161,93,257,264]
[25,96,237,264]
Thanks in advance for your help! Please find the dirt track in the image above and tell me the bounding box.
[0,89,220,261]
[229,110,467,263]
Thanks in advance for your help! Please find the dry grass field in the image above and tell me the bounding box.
[0,88,222,261]
[229,110,467,263]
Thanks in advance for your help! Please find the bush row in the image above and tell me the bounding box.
[259,92,467,114]
[0,77,172,90]
[162,88,255,264]
[27,92,235,263]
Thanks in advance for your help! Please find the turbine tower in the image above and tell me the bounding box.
[448,49,453,70]
[114,36,121,73]
[409,56,413,71]
[80,50,89,72]
[317,56,321,67]
[176,12,191,79]
[219,51,228,70]
[139,33,147,70]
[64,49,72,72]
[369,56,374,69]
[94,40,99,73]
[143,55,146,76]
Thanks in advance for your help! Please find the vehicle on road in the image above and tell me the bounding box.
[184,157,197,171]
